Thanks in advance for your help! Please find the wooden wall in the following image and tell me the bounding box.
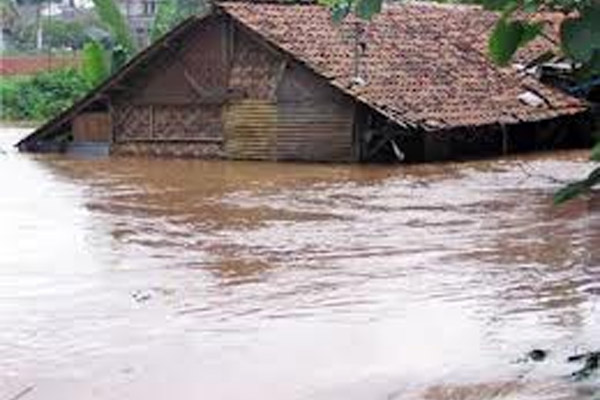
[109,15,356,162]
[111,15,229,153]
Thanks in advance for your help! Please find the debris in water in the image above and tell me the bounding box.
[132,290,152,303]
[528,349,548,362]
[7,386,34,400]
[568,351,600,380]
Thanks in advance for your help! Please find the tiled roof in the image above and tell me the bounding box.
[220,1,586,129]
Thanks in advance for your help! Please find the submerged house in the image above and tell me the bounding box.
[17,1,592,162]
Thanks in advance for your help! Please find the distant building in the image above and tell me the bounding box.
[0,0,19,51]
[39,0,157,47]
[119,0,157,47]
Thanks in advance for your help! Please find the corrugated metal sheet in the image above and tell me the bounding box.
[72,112,111,142]
[224,100,354,161]
[224,100,277,160]
[275,103,354,161]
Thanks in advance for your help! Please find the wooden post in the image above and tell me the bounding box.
[108,100,116,145]
[270,59,287,100]
[501,123,508,155]
[150,105,155,139]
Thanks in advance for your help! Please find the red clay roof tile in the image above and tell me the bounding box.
[220,1,586,129]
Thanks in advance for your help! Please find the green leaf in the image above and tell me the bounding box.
[585,167,600,188]
[489,18,523,66]
[577,50,600,78]
[331,2,351,23]
[151,0,179,42]
[478,0,517,11]
[561,18,594,62]
[554,167,600,204]
[519,21,543,46]
[354,0,381,20]
[81,40,109,87]
[560,7,600,64]
[318,0,339,7]
[522,0,540,13]
[590,142,600,162]
[111,45,129,72]
[554,181,586,204]
[92,0,137,55]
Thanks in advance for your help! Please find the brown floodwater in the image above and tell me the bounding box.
[0,127,599,400]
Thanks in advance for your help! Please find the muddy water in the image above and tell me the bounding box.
[0,127,599,400]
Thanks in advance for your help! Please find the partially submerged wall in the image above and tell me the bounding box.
[421,113,593,162]
[107,15,356,162]
[110,16,229,158]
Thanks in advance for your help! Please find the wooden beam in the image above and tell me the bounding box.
[365,131,392,160]
[390,139,405,162]
[108,99,116,145]
[270,59,288,100]
[182,67,210,98]
[501,123,508,155]
[150,105,155,139]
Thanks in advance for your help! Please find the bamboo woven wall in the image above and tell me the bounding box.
[112,16,229,151]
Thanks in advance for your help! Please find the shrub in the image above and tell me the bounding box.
[0,69,90,121]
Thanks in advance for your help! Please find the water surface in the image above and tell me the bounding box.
[1,127,598,400]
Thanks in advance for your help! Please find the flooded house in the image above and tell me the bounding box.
[16,1,592,162]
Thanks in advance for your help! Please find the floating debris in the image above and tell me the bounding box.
[568,351,600,381]
[528,349,548,362]
[7,386,34,400]
[132,290,152,303]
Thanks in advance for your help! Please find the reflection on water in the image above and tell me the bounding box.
[0,127,598,400]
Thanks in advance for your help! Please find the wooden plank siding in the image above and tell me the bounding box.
[72,112,112,142]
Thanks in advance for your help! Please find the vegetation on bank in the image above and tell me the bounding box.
[1,0,201,121]
[0,68,90,121]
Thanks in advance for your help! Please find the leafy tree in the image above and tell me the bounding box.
[43,19,89,50]
[150,0,179,41]
[78,0,138,85]
[81,0,208,82]
[81,40,109,86]
[151,0,209,42]
[12,19,89,51]
[0,68,90,120]
[91,0,136,56]
[0,0,19,29]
